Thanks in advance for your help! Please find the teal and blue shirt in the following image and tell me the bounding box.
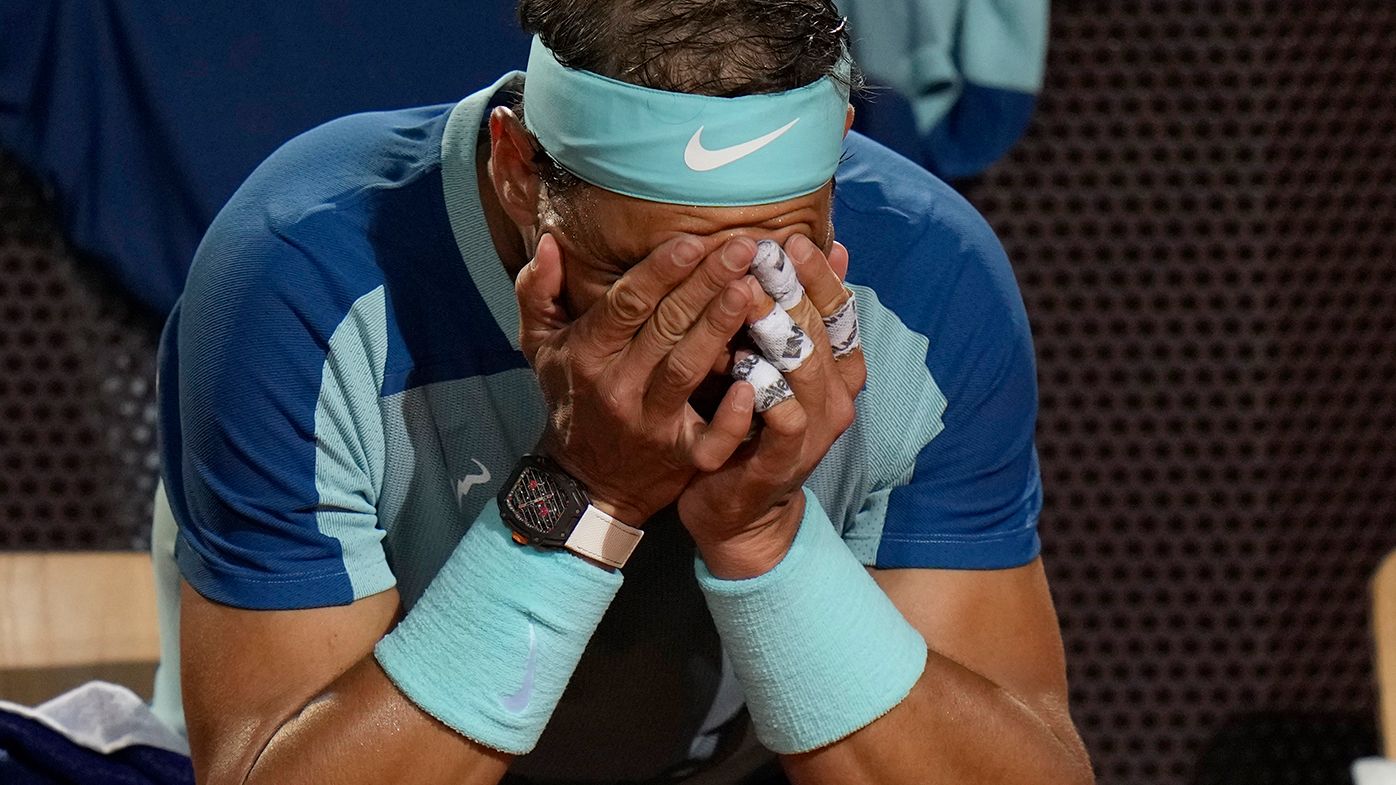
[152,73,1042,777]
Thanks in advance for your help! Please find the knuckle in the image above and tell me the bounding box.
[704,494,742,520]
[598,384,629,415]
[607,282,650,324]
[692,448,725,473]
[703,298,744,336]
[660,352,703,391]
[650,300,690,345]
[768,403,808,436]
[829,396,856,432]
[697,258,737,290]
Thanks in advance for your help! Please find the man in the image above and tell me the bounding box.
[150,1,1093,783]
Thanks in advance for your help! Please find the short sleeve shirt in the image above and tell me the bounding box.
[155,72,1042,779]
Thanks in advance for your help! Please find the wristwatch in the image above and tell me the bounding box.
[497,454,644,569]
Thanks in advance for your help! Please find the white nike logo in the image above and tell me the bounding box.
[500,620,537,713]
[683,118,801,172]
[455,459,491,506]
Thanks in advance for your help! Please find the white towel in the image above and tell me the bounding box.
[1354,757,1396,785]
[0,680,189,756]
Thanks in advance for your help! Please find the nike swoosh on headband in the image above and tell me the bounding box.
[683,118,801,172]
[500,620,538,713]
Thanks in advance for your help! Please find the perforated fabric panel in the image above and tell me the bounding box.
[1,2,1395,783]
[0,155,160,550]
[958,1,1396,782]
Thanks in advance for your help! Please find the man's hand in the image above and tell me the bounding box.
[677,235,866,578]
[516,233,761,526]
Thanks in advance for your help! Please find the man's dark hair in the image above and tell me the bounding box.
[514,0,859,202]
[518,0,856,98]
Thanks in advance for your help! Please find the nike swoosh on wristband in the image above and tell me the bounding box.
[500,621,538,713]
[683,118,801,172]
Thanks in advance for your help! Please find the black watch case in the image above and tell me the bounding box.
[497,454,591,548]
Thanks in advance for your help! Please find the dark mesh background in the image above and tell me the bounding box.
[2,1,1394,783]
[958,1,1396,782]
[0,157,160,550]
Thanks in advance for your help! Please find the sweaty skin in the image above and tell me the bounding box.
[179,102,1091,785]
[492,105,1092,784]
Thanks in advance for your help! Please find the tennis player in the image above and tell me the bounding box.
[149,2,1092,783]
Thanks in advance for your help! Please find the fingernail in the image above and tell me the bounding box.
[723,238,754,271]
[733,383,754,412]
[787,233,815,261]
[675,238,704,266]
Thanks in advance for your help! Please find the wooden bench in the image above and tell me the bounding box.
[0,552,160,703]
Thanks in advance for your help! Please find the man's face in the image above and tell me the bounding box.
[539,182,837,320]
[535,181,837,413]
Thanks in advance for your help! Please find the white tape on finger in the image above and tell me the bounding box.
[752,240,805,311]
[731,354,794,413]
[749,305,814,373]
[823,290,861,358]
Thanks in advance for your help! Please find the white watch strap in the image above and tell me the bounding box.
[563,505,644,568]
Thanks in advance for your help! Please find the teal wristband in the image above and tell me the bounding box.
[374,500,622,754]
[695,489,928,754]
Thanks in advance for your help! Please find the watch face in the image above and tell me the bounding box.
[505,465,568,538]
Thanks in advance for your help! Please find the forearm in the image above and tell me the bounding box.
[240,657,510,785]
[695,491,1090,785]
[780,652,1094,785]
[187,503,620,785]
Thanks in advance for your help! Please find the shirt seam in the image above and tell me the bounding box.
[177,530,357,586]
[850,520,1038,546]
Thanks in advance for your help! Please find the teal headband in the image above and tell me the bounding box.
[522,36,851,206]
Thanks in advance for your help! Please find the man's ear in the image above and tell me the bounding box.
[488,106,545,231]
[843,104,856,137]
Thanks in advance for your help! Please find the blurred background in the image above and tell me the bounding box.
[2,1,1395,783]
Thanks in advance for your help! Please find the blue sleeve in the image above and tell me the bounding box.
[877,222,1041,570]
[836,142,1042,570]
[879,276,1041,569]
[159,167,395,610]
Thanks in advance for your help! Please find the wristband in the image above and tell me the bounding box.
[374,500,622,754]
[695,489,928,754]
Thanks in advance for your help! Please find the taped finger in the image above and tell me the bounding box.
[752,239,805,310]
[785,234,850,318]
[748,304,814,373]
[822,289,861,359]
[731,353,794,413]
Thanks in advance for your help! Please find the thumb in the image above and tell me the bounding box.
[829,241,850,282]
[516,233,568,360]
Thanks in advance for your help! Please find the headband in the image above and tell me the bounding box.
[521,36,851,206]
